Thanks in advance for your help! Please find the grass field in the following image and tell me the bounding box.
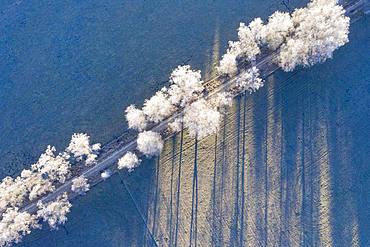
[9,2,369,247]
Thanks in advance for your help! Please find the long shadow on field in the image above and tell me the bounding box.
[133,17,370,247]
[173,127,184,247]
[189,138,199,247]
[167,135,177,246]
[229,96,242,247]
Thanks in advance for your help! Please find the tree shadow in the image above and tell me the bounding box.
[118,16,370,247]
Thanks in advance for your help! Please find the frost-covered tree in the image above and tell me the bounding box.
[0,207,39,247]
[168,65,204,107]
[209,92,234,109]
[0,143,74,214]
[278,0,350,71]
[117,152,141,172]
[66,133,90,159]
[218,21,261,76]
[217,53,238,76]
[37,193,71,229]
[232,22,261,60]
[92,143,101,152]
[136,131,164,156]
[31,146,71,184]
[248,17,265,44]
[85,153,98,166]
[263,11,294,50]
[168,118,183,133]
[0,133,101,243]
[0,177,27,213]
[71,176,89,194]
[183,99,221,139]
[142,91,175,123]
[25,173,55,201]
[0,170,55,206]
[66,133,101,165]
[125,105,147,131]
[236,66,264,93]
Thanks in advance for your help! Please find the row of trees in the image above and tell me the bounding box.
[0,134,100,246]
[217,0,350,75]
[120,64,235,172]
[118,0,349,174]
[0,0,350,245]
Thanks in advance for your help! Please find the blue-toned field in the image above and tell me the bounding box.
[0,0,369,246]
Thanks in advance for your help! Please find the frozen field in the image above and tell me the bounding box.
[18,15,370,247]
[0,0,368,246]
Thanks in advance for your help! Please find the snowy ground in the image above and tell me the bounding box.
[6,1,369,247]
